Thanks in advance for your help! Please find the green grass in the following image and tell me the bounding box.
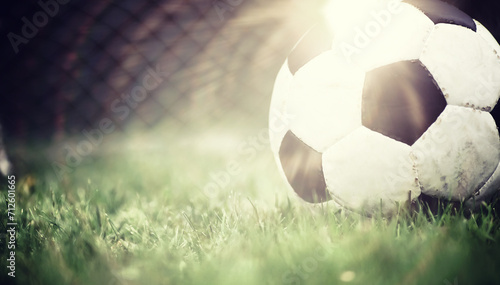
[1,125,500,285]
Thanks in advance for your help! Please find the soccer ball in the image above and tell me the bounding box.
[269,0,500,215]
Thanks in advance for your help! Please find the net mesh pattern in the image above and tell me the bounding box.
[0,0,326,141]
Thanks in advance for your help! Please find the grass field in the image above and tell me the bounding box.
[1,122,500,285]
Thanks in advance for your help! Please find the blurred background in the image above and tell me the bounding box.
[0,0,331,176]
[0,0,498,176]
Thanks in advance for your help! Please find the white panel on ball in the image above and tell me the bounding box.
[332,3,434,72]
[269,60,294,155]
[421,24,500,111]
[465,161,500,211]
[411,105,500,201]
[323,126,420,215]
[288,51,365,152]
[474,20,500,56]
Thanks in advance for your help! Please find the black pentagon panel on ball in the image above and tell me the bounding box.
[362,60,447,146]
[404,0,476,31]
[279,131,331,203]
[287,20,334,75]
